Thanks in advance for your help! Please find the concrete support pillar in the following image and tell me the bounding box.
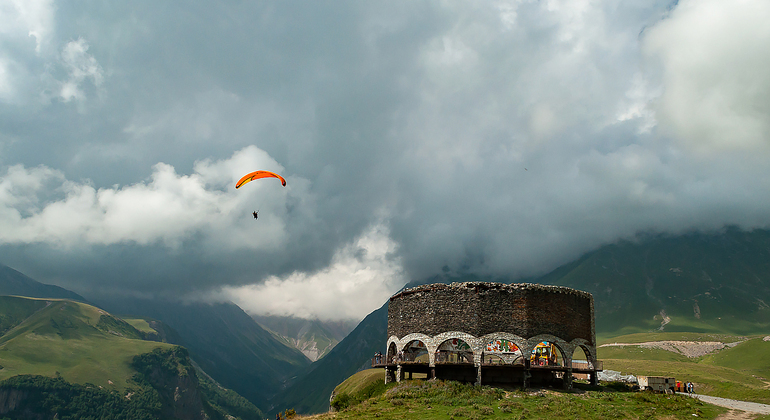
[590,371,598,386]
[523,359,531,389]
[385,368,395,384]
[430,367,436,380]
[408,371,413,380]
[474,351,483,386]
[564,369,573,390]
[396,365,402,383]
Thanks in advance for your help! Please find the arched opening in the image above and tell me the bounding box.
[435,338,473,364]
[402,340,429,363]
[571,346,589,369]
[529,341,565,367]
[387,342,398,364]
[483,338,524,365]
[570,345,590,381]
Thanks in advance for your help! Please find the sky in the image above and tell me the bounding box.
[1,0,769,321]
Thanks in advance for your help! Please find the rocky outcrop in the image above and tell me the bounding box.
[131,346,211,419]
[0,388,29,416]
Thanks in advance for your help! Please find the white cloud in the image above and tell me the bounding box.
[0,0,55,53]
[643,0,770,154]
[0,59,13,101]
[0,146,292,249]
[218,223,406,321]
[58,38,104,102]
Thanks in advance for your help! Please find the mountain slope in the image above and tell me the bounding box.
[538,227,770,336]
[253,315,357,362]
[0,264,87,303]
[269,302,388,416]
[96,296,311,410]
[0,264,309,412]
[0,296,172,388]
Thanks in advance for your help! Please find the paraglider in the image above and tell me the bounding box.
[236,170,286,221]
[235,170,286,189]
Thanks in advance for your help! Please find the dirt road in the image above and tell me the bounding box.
[688,393,770,415]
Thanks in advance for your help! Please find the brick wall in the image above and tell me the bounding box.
[387,282,594,346]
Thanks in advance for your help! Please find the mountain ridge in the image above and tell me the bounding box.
[252,314,357,362]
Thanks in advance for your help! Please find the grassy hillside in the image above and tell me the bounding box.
[268,302,388,416]
[96,296,311,410]
[540,228,770,337]
[0,346,265,420]
[0,264,88,303]
[311,375,729,420]
[0,296,174,391]
[0,296,265,419]
[598,332,770,404]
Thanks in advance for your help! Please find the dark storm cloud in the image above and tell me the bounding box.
[1,0,770,319]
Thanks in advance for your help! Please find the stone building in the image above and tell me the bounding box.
[380,282,602,388]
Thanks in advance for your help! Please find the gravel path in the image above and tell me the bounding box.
[599,340,744,358]
[688,393,770,415]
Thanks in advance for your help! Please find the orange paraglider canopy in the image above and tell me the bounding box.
[235,170,287,189]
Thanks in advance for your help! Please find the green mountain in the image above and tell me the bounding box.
[252,315,357,362]
[538,227,770,337]
[268,303,388,416]
[0,296,264,419]
[95,297,312,411]
[0,296,167,386]
[0,264,88,303]
[0,263,310,413]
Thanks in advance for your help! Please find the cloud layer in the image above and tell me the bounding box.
[1,0,770,320]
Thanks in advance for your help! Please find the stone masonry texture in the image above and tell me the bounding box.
[387,282,595,347]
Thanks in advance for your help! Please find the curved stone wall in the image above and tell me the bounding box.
[387,282,596,362]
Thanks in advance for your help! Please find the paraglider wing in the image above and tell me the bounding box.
[235,170,287,188]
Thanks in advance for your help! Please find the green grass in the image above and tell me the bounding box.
[602,358,770,405]
[596,333,770,404]
[0,296,47,335]
[120,317,157,334]
[598,346,691,362]
[699,337,770,380]
[333,369,386,397]
[310,379,727,419]
[0,297,174,391]
[598,331,750,345]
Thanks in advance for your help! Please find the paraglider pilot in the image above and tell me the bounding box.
[253,211,258,220]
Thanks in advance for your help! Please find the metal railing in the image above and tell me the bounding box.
[372,355,603,371]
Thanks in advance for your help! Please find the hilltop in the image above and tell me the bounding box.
[0,295,172,388]
[305,370,729,420]
[0,295,264,419]
[1,261,310,413]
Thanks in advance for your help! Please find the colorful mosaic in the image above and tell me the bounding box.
[486,339,520,353]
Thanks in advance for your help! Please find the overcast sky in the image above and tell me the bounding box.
[1,0,769,321]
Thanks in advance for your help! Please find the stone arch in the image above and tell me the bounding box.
[480,332,526,365]
[386,340,398,364]
[401,336,431,363]
[526,334,571,367]
[569,338,597,368]
[431,331,479,365]
[435,336,475,364]
[396,332,432,350]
